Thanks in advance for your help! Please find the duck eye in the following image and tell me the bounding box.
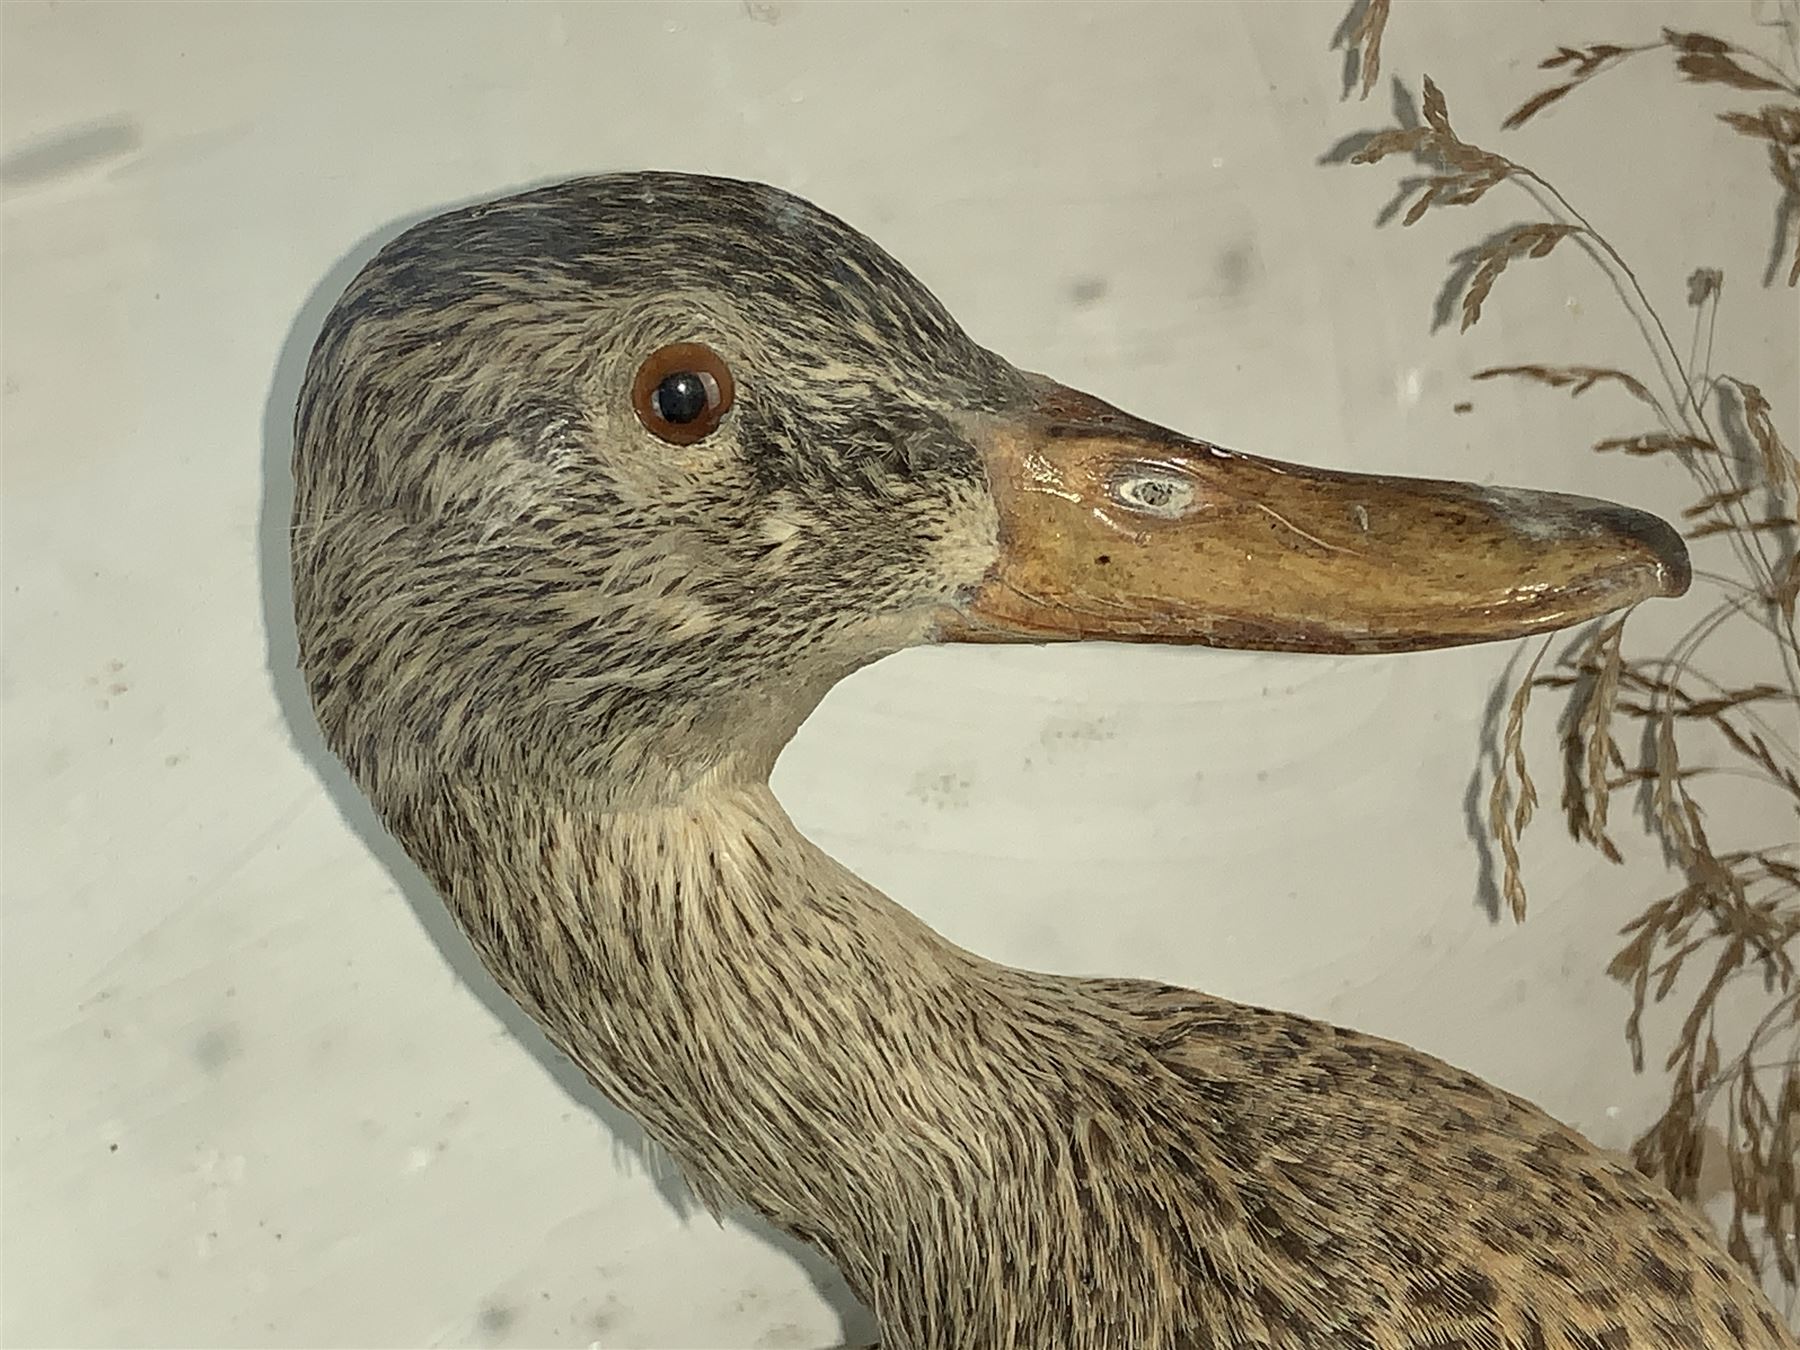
[632,342,735,445]
[654,371,713,424]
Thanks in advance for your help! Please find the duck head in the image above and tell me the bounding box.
[292,172,1687,807]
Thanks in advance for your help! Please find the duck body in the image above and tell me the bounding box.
[292,173,1791,1348]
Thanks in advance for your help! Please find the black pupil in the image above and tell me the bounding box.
[654,371,710,424]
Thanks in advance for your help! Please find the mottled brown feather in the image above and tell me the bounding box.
[291,172,1795,1349]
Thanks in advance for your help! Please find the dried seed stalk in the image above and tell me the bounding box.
[1461,224,1581,331]
[1473,363,1659,411]
[1337,10,1800,1293]
[1335,0,1392,102]
[1593,431,1718,457]
[1490,641,1548,921]
[1351,76,1517,226]
[1726,378,1800,499]
[1503,28,1800,286]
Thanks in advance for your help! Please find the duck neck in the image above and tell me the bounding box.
[390,773,1025,1244]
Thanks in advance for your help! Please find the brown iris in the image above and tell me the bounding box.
[631,342,735,445]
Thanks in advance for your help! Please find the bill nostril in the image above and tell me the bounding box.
[1109,468,1198,520]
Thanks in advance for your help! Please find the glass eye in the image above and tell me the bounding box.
[632,342,735,444]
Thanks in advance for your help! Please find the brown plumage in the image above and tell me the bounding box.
[291,172,1792,1348]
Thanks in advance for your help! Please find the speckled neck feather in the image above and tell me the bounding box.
[390,774,1787,1349]
[293,172,1795,1349]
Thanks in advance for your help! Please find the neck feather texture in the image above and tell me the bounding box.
[379,777,1787,1350]
[392,780,1135,1278]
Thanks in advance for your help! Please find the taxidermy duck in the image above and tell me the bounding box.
[291,172,1794,1349]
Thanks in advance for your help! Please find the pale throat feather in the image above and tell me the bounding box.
[400,776,1047,1233]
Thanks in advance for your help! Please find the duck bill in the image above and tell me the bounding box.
[937,382,1690,654]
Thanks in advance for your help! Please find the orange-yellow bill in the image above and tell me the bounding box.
[937,381,1689,654]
